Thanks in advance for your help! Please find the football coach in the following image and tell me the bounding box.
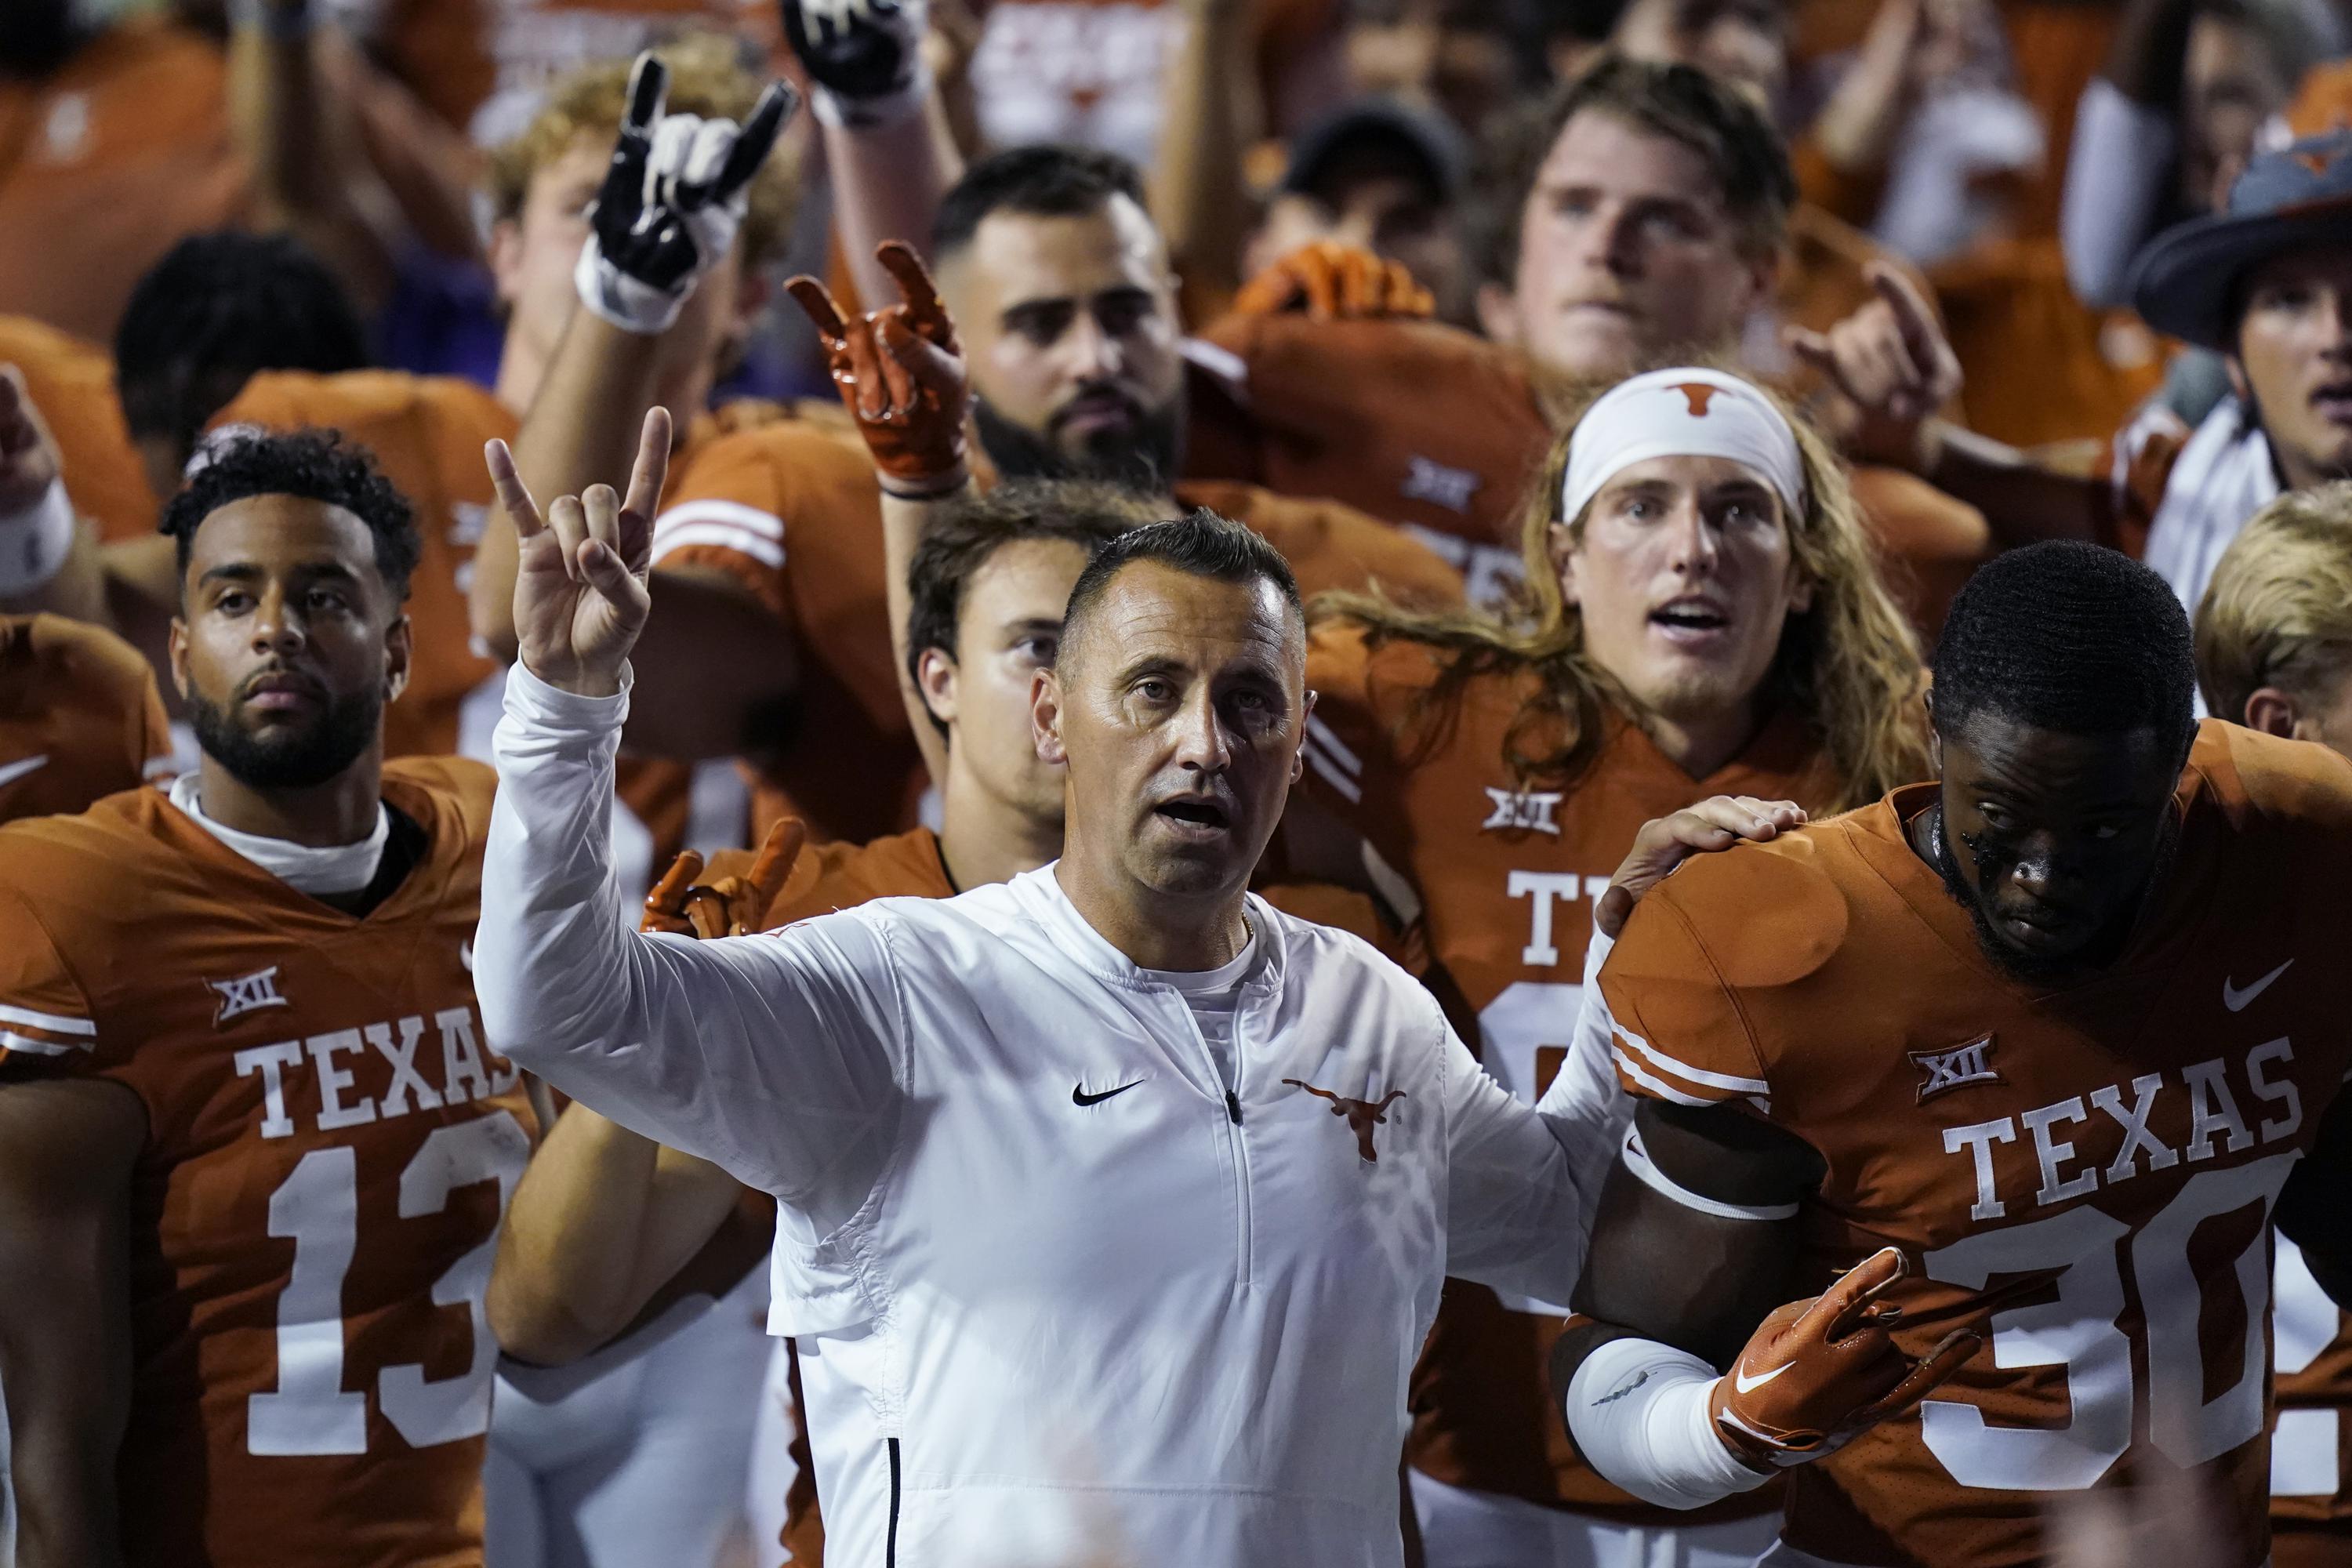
[474,406,1622,1567]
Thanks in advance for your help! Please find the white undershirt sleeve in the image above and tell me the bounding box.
[1563,1335,1770,1510]
[477,662,902,1221]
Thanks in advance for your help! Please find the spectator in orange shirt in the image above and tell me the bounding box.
[0,5,251,343]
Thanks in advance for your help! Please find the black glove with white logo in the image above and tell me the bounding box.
[782,0,931,128]
[575,53,797,334]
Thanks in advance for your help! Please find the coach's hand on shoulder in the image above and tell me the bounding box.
[576,53,796,335]
[1594,796,1806,938]
[488,408,670,698]
[641,820,807,938]
[1232,241,1436,322]
[1710,1247,1978,1471]
[787,241,970,498]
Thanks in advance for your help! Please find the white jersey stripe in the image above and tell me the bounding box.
[0,1002,95,1036]
[1301,737,1363,804]
[1304,715,1363,778]
[1611,1043,1715,1109]
[654,499,786,539]
[650,523,786,571]
[1621,1130,1798,1221]
[1,1029,90,1056]
[1613,1023,1769,1096]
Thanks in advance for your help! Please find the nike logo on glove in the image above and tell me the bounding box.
[2223,959,2292,1012]
[1733,1359,1795,1396]
[1073,1080,1144,1106]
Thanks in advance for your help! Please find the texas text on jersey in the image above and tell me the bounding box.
[1599,720,2352,1567]
[1301,621,1831,1519]
[0,756,533,1568]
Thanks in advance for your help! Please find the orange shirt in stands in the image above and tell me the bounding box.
[653,422,1464,846]
[1600,721,2352,1568]
[0,314,158,543]
[0,16,250,344]
[0,612,173,823]
[0,757,532,1568]
[1299,620,1831,1519]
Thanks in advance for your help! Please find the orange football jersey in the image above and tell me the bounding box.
[0,17,251,344]
[0,313,158,543]
[654,423,1465,846]
[0,757,532,1568]
[1300,621,1834,1518]
[1599,720,2352,1568]
[0,612,172,824]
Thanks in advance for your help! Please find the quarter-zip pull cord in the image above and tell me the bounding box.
[1226,1089,1243,1125]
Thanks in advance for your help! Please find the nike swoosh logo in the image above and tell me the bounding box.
[2223,958,2292,1012]
[1733,1360,1795,1396]
[0,755,49,789]
[1073,1080,1144,1106]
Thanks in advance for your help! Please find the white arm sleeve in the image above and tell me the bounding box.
[2061,79,2179,307]
[477,662,901,1221]
[1563,1336,1769,1510]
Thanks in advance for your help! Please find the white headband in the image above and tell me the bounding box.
[1560,368,1807,524]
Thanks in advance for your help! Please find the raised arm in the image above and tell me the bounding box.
[785,0,965,307]
[1789,265,2105,547]
[0,1077,143,1568]
[785,242,971,783]
[474,418,899,1200]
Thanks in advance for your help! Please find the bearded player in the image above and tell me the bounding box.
[0,430,534,1568]
[1293,365,1926,1566]
[1559,539,2352,1568]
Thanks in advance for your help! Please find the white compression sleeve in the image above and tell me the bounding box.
[1563,1335,1771,1511]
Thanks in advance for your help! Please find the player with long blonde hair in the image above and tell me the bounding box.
[1296,365,1927,1567]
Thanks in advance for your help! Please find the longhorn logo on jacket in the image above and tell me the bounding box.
[1285,1080,1407,1161]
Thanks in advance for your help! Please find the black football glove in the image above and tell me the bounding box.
[575,53,797,332]
[783,0,931,127]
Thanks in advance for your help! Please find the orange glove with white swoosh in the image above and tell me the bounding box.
[1709,1247,1980,1469]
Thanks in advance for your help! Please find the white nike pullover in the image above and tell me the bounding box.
[477,665,1605,1567]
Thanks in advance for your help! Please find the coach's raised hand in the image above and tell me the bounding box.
[488,407,671,696]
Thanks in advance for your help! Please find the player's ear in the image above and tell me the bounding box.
[1548,521,1580,607]
[486,220,527,309]
[1293,688,1316,783]
[2243,686,2301,739]
[916,645,959,728]
[167,616,191,702]
[384,612,413,703]
[1032,667,1068,765]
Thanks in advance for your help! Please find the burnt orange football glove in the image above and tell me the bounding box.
[1230,241,1436,322]
[640,819,808,938]
[1709,1247,1979,1468]
[785,241,968,496]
